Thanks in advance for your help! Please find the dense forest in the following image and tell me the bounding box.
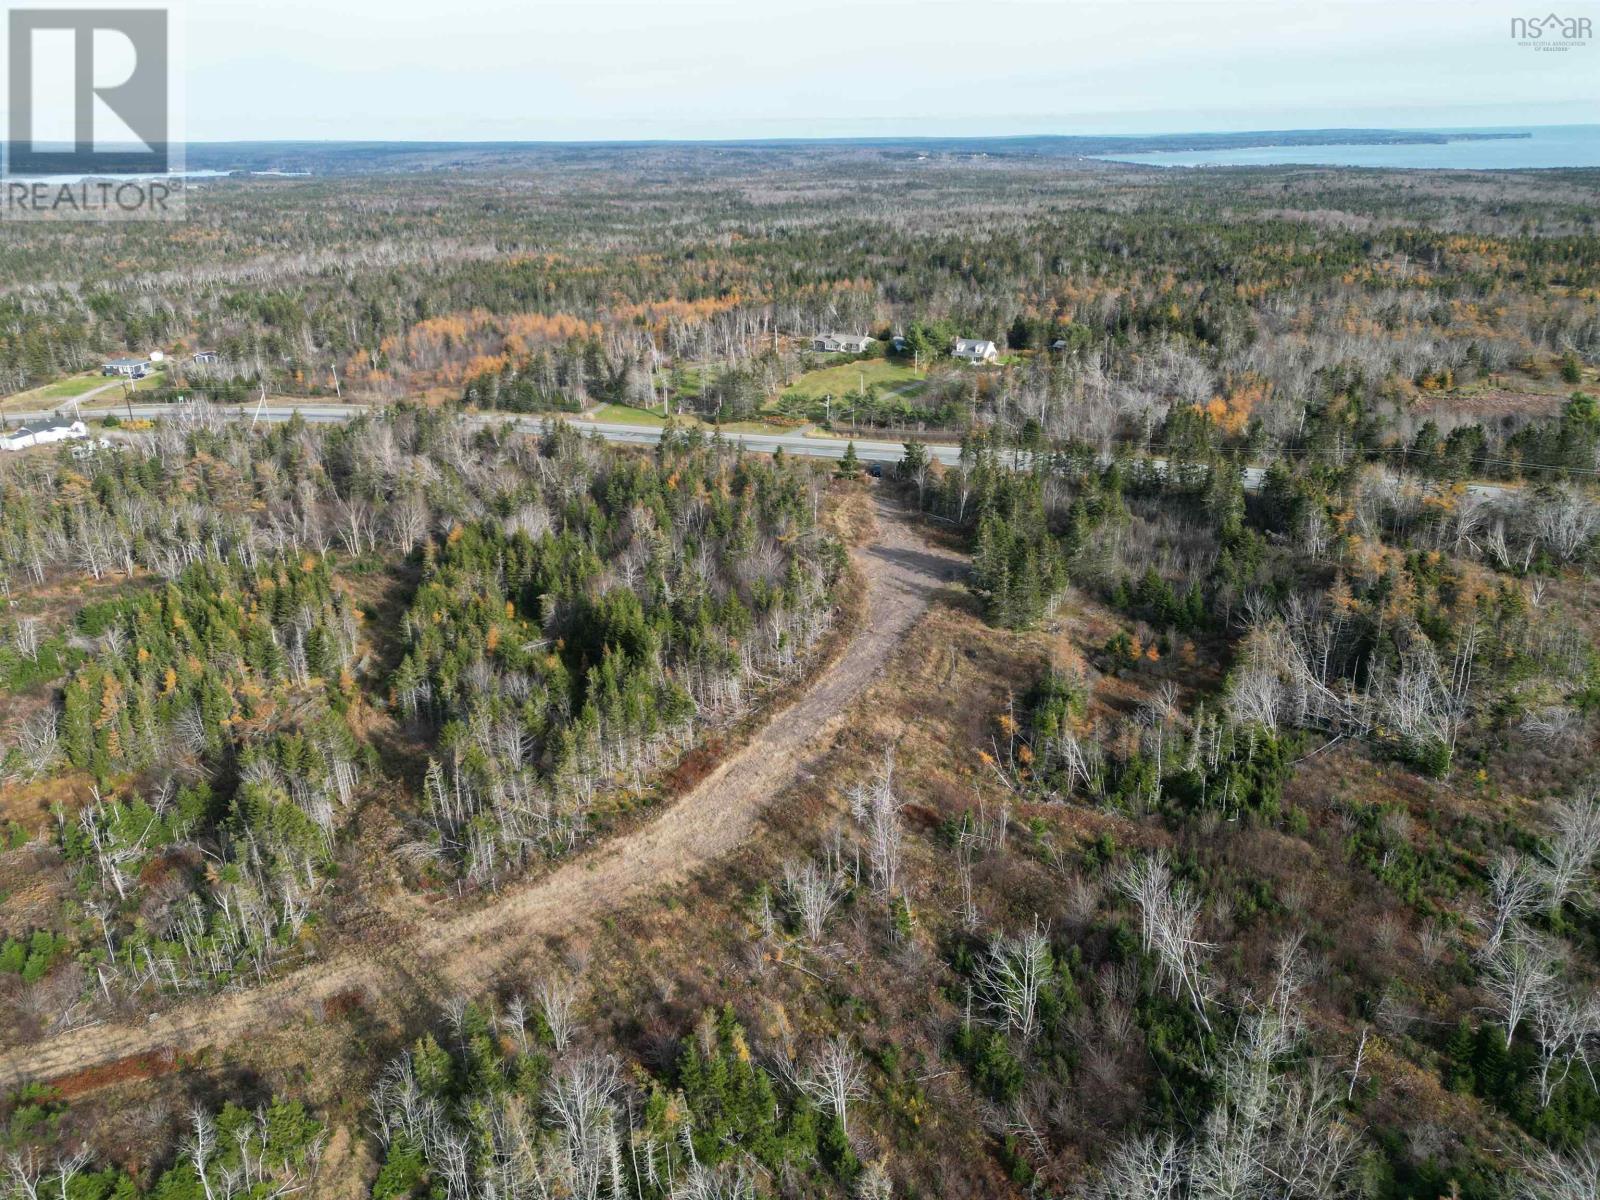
[2,150,1600,1200]
[3,148,1598,455]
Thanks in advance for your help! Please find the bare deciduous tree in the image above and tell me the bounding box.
[539,975,582,1055]
[1532,487,1600,563]
[1080,978,1359,1200]
[848,752,905,905]
[13,709,59,778]
[795,1037,866,1136]
[1483,929,1561,1049]
[501,993,532,1055]
[975,920,1052,1045]
[1116,852,1215,1025]
[1531,987,1600,1109]
[1515,1138,1600,1200]
[386,491,431,554]
[544,1053,623,1200]
[783,857,846,943]
[1540,790,1600,914]
[1482,852,1546,954]
[11,617,41,663]
[1078,1132,1186,1200]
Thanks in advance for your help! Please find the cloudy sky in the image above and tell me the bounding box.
[173,0,1597,140]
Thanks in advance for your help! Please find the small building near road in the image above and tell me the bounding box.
[953,338,999,364]
[103,357,150,379]
[812,333,876,354]
[192,350,220,365]
[1,420,89,453]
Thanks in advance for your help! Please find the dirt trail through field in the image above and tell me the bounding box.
[0,496,962,1091]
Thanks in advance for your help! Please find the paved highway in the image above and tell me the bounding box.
[4,401,963,465]
[1,400,1510,497]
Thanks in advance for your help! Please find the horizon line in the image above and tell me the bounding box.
[169,122,1597,148]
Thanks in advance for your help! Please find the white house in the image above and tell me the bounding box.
[103,357,150,379]
[811,333,876,354]
[1,420,89,453]
[953,339,999,364]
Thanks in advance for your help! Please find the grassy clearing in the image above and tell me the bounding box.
[780,359,922,401]
[40,375,107,399]
[586,402,671,426]
[2,373,108,409]
[666,365,707,398]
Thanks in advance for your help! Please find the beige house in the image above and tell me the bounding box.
[812,333,876,354]
[953,338,999,364]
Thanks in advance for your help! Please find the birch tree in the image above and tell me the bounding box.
[1483,930,1561,1049]
[796,1037,866,1136]
[783,857,846,943]
[848,752,904,903]
[1540,790,1600,914]
[975,920,1053,1045]
[1514,1138,1600,1200]
[1116,852,1215,1024]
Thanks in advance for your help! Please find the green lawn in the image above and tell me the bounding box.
[3,372,109,408]
[715,419,807,435]
[587,402,671,427]
[779,359,923,401]
[67,372,167,410]
[666,366,707,399]
[4,367,172,411]
[40,374,108,398]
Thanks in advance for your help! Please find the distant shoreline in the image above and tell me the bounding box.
[160,126,1579,176]
[11,127,1586,180]
[1092,125,1598,171]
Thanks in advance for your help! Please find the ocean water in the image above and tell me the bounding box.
[5,168,231,183]
[1095,125,1600,170]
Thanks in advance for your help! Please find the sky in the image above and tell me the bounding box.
[45,0,1600,141]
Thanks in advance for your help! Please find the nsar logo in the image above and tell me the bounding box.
[1510,11,1593,50]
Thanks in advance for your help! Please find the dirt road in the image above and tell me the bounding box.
[0,496,962,1091]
